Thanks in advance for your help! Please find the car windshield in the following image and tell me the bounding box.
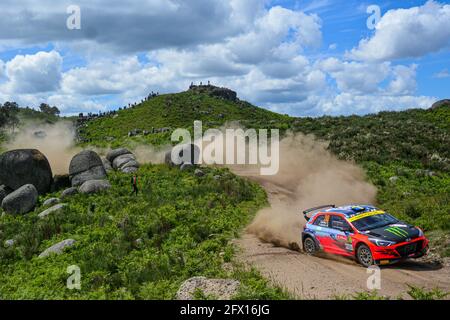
[351,213,399,231]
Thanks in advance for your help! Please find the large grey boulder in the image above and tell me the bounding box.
[38,239,76,258]
[69,150,107,187]
[0,149,53,194]
[112,154,136,170]
[0,185,12,204]
[176,277,240,300]
[79,180,111,194]
[1,184,38,214]
[38,203,67,219]
[106,148,132,162]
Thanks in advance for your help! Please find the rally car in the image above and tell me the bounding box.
[301,205,429,267]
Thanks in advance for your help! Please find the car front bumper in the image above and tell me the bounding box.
[371,236,429,265]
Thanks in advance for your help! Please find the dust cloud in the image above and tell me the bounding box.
[231,132,378,249]
[2,121,82,175]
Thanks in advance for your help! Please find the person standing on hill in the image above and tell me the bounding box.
[131,174,139,196]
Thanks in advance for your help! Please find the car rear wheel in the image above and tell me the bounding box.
[303,237,317,255]
[357,244,374,267]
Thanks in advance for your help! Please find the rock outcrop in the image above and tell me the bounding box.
[431,99,450,109]
[0,149,53,194]
[105,148,139,173]
[1,184,38,214]
[69,150,107,187]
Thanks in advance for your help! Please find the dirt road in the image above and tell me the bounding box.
[232,169,450,299]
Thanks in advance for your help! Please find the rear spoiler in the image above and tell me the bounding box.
[303,205,335,221]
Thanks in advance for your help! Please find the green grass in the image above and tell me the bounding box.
[0,164,289,299]
[80,90,290,148]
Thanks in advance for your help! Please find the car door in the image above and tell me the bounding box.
[311,214,334,251]
[328,215,355,256]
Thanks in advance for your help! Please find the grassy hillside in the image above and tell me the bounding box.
[0,165,289,299]
[79,88,290,147]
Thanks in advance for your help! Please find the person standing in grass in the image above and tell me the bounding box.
[131,174,139,196]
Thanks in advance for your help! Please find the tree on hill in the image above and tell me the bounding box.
[39,103,60,116]
[0,101,20,132]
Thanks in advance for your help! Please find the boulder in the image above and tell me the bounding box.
[0,149,53,194]
[112,154,136,170]
[122,167,138,173]
[79,180,111,194]
[0,185,12,204]
[38,239,76,258]
[106,148,132,162]
[176,277,240,300]
[43,197,60,207]
[61,187,78,199]
[1,184,38,214]
[102,158,113,172]
[121,160,140,170]
[38,203,67,219]
[51,174,71,192]
[69,150,107,187]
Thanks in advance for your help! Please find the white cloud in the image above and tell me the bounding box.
[1,51,62,94]
[228,6,322,65]
[433,68,450,78]
[387,64,417,95]
[320,58,391,94]
[0,59,5,81]
[349,1,450,61]
[0,1,442,117]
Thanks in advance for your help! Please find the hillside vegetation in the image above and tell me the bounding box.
[79,89,449,256]
[0,165,288,299]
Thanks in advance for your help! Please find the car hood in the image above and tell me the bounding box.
[365,223,420,243]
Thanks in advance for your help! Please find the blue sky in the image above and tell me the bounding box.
[0,0,449,116]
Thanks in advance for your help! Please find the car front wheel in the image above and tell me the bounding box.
[357,244,374,267]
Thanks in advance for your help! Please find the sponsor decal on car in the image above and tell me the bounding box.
[385,226,409,237]
[348,210,385,222]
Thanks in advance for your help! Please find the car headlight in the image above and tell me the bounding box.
[417,228,424,237]
[369,238,396,247]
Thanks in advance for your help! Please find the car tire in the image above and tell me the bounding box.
[356,244,374,267]
[303,237,317,255]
